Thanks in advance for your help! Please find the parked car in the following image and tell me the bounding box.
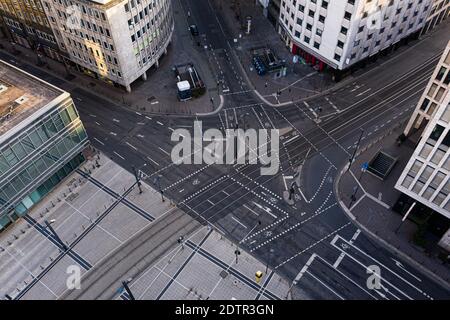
[189,24,199,36]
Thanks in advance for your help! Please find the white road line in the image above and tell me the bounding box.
[135,111,142,115]
[252,201,277,219]
[207,199,215,206]
[222,191,230,196]
[151,101,159,105]
[113,118,120,123]
[95,121,101,126]
[333,229,361,268]
[179,189,184,193]
[293,253,317,284]
[231,216,247,229]
[158,147,170,156]
[325,97,340,112]
[356,88,372,97]
[314,255,378,300]
[168,127,174,132]
[93,137,105,146]
[284,135,299,144]
[243,204,260,216]
[89,114,97,118]
[145,116,152,120]
[306,270,345,300]
[113,151,125,160]
[391,258,422,282]
[303,101,318,118]
[331,237,417,300]
[126,142,137,151]
[110,132,117,136]
[157,121,164,126]
[147,156,160,166]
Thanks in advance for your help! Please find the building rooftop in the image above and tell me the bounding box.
[0,60,64,137]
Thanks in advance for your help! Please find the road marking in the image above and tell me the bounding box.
[135,111,142,115]
[113,118,120,123]
[145,116,152,120]
[126,142,138,151]
[293,253,317,284]
[252,201,277,219]
[243,204,260,216]
[325,97,340,113]
[147,156,160,166]
[207,199,215,206]
[391,258,422,282]
[151,101,159,105]
[110,132,117,136]
[179,189,184,193]
[158,147,170,156]
[76,97,83,102]
[137,134,145,138]
[222,190,230,196]
[157,121,164,126]
[231,216,247,229]
[114,151,125,160]
[168,127,174,132]
[306,270,345,300]
[332,235,430,299]
[89,114,97,118]
[356,88,372,97]
[284,135,299,144]
[95,121,101,126]
[93,137,104,146]
[333,229,361,268]
[303,101,318,118]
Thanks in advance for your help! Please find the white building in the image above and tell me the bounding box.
[277,0,434,77]
[41,0,174,92]
[421,0,450,35]
[395,41,450,219]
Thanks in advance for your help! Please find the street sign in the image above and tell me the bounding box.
[361,162,369,171]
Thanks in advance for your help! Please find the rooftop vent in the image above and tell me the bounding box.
[14,95,28,105]
[0,84,7,94]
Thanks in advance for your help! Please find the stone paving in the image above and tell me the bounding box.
[0,150,291,300]
[118,226,291,300]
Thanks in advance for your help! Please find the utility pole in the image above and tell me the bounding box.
[347,128,364,172]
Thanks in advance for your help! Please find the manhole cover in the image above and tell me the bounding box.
[220,270,228,279]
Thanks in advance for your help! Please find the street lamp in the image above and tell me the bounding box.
[120,278,135,300]
[44,219,68,251]
[347,128,365,172]
[132,163,147,194]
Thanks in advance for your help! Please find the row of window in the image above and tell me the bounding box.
[0,103,79,175]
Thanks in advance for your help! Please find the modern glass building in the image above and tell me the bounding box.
[0,59,89,231]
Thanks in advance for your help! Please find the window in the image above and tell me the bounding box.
[430,124,445,142]
[337,40,344,48]
[436,67,447,81]
[314,42,320,49]
[334,53,341,61]
[344,11,352,20]
[341,26,348,35]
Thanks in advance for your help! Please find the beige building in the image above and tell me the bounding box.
[41,0,174,92]
[396,41,450,219]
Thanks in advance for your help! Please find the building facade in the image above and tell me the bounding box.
[0,0,64,62]
[395,41,450,220]
[41,0,174,91]
[277,0,432,77]
[421,0,450,35]
[0,59,89,231]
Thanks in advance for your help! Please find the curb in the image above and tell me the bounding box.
[196,94,225,116]
[333,147,450,293]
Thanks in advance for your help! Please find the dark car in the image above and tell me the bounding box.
[189,24,199,36]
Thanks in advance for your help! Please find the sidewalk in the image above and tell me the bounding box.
[212,0,334,105]
[0,0,222,116]
[336,122,450,289]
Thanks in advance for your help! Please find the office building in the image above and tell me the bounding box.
[277,0,432,77]
[395,41,450,219]
[41,0,174,91]
[0,59,89,231]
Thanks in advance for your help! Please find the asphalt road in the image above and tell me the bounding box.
[1,0,449,300]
